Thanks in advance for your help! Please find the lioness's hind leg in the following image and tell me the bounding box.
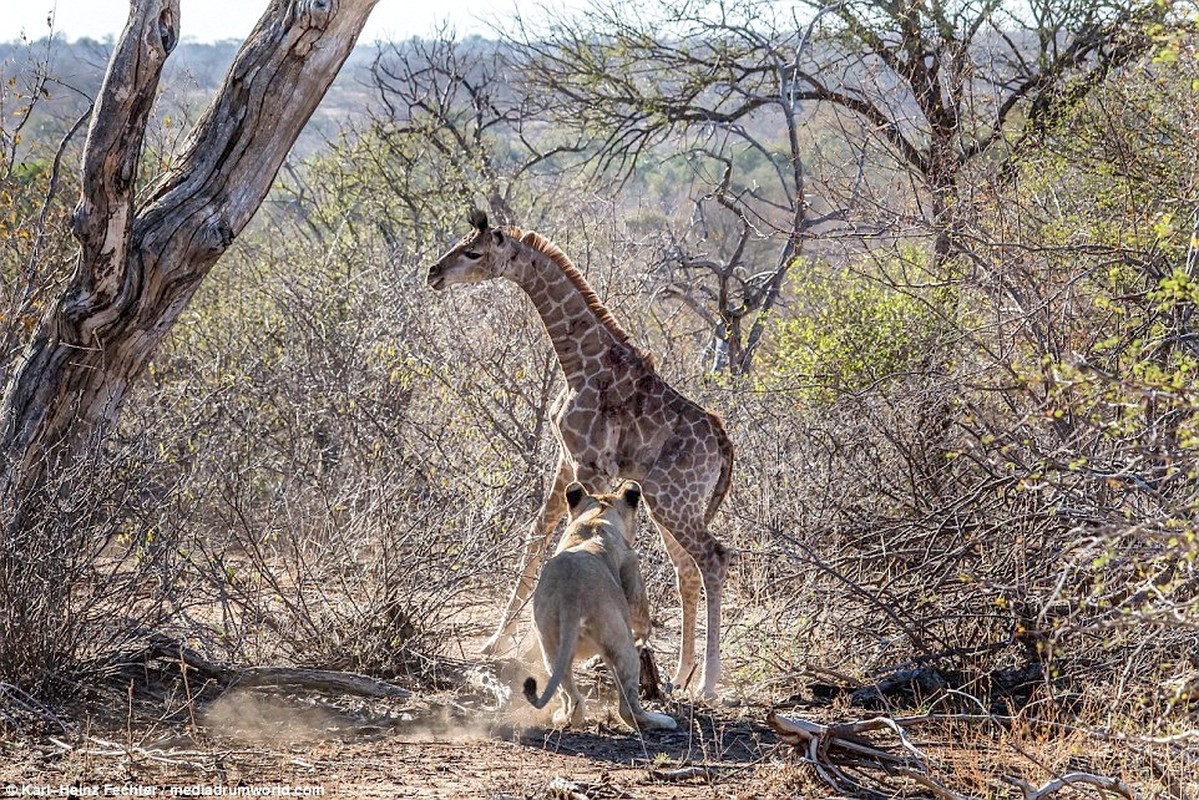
[611,645,676,731]
[555,668,584,728]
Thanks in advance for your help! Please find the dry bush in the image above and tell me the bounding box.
[0,433,192,701]
[703,282,1199,733]
[94,151,593,682]
[0,45,175,703]
[688,37,1199,744]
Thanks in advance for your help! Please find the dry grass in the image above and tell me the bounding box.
[4,32,1199,798]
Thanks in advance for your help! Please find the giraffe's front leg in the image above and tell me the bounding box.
[482,456,573,656]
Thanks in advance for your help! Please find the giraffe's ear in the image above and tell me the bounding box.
[564,482,587,511]
[620,481,642,510]
[493,228,505,246]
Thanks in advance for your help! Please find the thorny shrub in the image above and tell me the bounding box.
[1,34,1197,800]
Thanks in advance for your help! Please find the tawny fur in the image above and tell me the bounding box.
[522,481,676,731]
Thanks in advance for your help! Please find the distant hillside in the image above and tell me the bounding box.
[0,35,387,154]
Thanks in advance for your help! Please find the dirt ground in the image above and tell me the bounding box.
[5,651,1184,798]
[0,657,810,799]
[9,598,1154,797]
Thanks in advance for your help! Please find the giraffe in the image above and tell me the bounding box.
[426,210,734,697]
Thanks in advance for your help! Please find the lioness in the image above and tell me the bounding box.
[523,481,676,731]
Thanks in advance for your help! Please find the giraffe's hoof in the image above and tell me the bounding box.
[669,667,697,694]
[666,672,718,701]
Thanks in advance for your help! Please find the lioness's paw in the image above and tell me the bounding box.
[641,712,677,730]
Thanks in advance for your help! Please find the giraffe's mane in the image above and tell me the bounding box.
[507,226,655,369]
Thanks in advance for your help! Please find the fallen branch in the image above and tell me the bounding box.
[1006,772,1137,800]
[770,711,1139,800]
[648,765,715,783]
[768,710,931,765]
[226,666,411,697]
[772,712,938,795]
[142,635,411,699]
[771,713,968,798]
[768,710,940,796]
[47,734,221,772]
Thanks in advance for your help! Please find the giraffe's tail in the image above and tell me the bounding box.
[704,412,735,524]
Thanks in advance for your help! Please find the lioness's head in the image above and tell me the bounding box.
[564,481,642,545]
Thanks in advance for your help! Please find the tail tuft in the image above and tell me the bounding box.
[523,676,542,706]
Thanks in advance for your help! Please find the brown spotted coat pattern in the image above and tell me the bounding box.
[426,212,733,696]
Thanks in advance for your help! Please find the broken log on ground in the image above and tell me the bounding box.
[137,634,411,698]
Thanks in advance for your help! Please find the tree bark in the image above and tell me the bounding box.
[0,0,378,510]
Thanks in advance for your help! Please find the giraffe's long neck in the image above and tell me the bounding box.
[506,248,616,387]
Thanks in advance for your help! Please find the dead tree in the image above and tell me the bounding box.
[0,0,378,519]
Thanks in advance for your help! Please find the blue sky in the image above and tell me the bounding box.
[2,0,515,44]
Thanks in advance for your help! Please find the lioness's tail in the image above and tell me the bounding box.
[523,616,581,709]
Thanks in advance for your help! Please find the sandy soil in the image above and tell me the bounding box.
[0,660,806,799]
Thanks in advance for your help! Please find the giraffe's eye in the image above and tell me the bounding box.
[463,250,482,260]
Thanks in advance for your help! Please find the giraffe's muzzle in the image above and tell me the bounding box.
[427,264,446,290]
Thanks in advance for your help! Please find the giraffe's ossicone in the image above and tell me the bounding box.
[427,210,734,698]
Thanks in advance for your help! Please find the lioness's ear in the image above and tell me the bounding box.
[565,482,586,511]
[621,481,642,510]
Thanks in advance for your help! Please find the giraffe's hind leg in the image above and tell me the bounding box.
[651,522,702,690]
[644,488,730,698]
[697,541,730,696]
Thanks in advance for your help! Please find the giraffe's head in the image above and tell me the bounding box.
[564,481,642,545]
[427,209,514,290]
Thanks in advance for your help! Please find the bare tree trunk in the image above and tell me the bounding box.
[0,0,378,511]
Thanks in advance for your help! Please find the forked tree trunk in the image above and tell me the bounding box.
[0,0,378,512]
